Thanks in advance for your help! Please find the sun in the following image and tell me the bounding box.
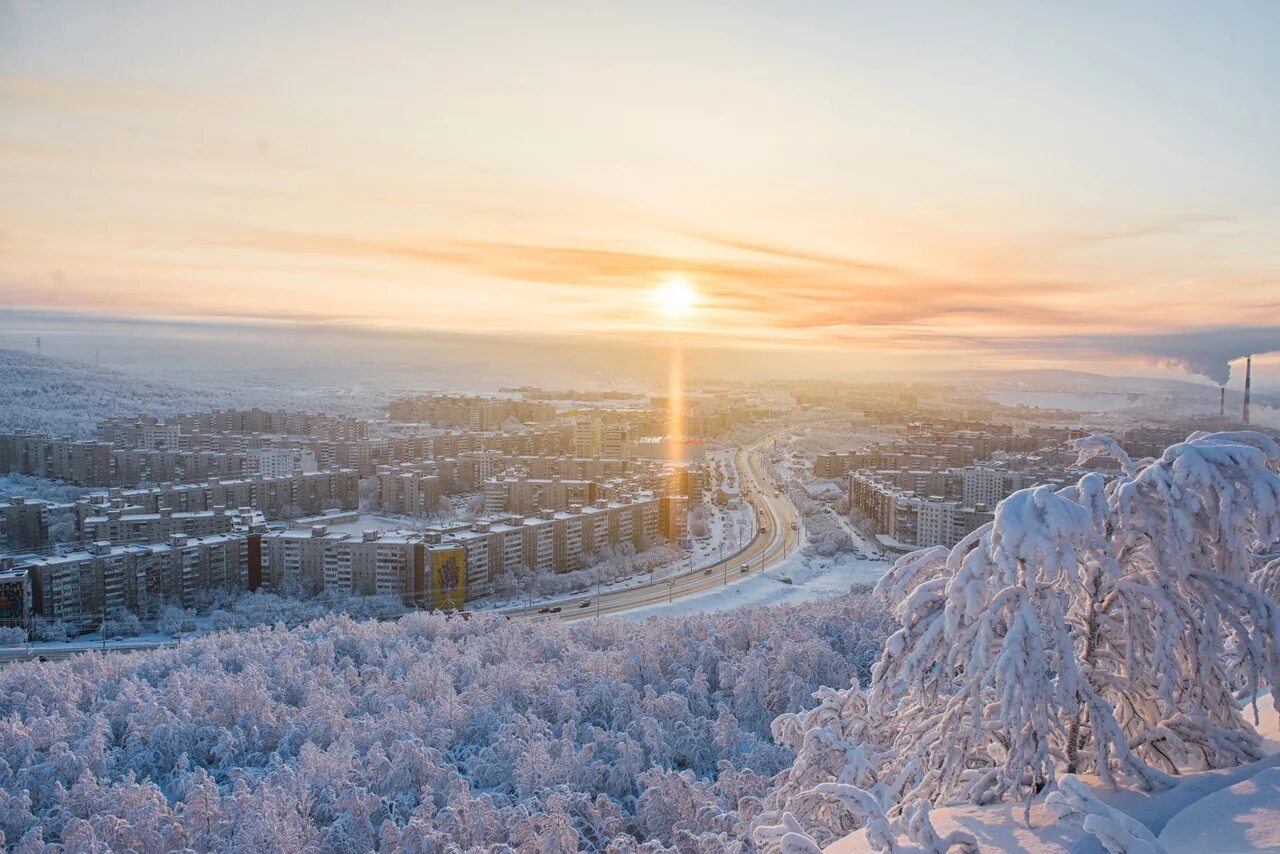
[654,275,698,320]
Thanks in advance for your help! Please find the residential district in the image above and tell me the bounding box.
[0,380,1267,635]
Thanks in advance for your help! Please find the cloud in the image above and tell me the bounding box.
[208,229,1109,334]
[956,326,1280,385]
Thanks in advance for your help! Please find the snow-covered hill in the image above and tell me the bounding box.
[0,591,893,850]
[0,348,379,438]
[0,348,225,438]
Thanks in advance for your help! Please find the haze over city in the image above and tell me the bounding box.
[3,4,1280,853]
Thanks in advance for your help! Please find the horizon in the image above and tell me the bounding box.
[2,306,1279,393]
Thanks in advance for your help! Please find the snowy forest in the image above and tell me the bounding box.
[0,430,1278,852]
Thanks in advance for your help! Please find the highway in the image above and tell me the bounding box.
[0,639,179,664]
[502,439,802,622]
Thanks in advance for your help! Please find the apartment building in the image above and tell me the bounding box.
[100,410,369,444]
[660,495,689,541]
[0,497,76,552]
[482,474,597,515]
[387,394,556,429]
[0,433,116,486]
[260,526,464,605]
[16,533,248,626]
[0,565,32,628]
[76,469,359,524]
[247,448,318,477]
[571,418,603,457]
[420,493,663,588]
[8,483,667,626]
[815,452,860,479]
[627,436,708,463]
[377,464,443,516]
[81,507,233,546]
[848,472,994,551]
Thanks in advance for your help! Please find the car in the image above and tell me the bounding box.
[790,521,798,530]
[549,606,562,614]
[759,526,767,534]
[779,575,793,585]
[578,599,592,608]
[703,567,713,575]
[538,607,552,614]
[739,563,750,574]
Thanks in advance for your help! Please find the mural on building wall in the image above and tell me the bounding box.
[431,548,466,610]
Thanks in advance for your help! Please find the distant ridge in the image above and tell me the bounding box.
[0,348,221,439]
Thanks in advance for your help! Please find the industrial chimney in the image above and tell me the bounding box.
[1243,355,1252,424]
[1220,386,1226,418]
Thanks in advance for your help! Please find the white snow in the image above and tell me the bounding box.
[826,697,1280,853]
[616,550,889,620]
[1159,767,1280,853]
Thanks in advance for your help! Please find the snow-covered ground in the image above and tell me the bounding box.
[828,697,1280,853]
[616,550,889,620]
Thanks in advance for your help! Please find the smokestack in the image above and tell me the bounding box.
[1220,386,1225,418]
[1243,355,1252,424]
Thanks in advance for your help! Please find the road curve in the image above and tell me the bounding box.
[504,440,802,622]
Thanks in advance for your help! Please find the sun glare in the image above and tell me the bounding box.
[655,276,698,320]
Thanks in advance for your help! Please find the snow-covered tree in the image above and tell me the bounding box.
[864,431,1280,807]
[765,431,1280,848]
[758,683,881,845]
[0,587,889,850]
[29,618,69,643]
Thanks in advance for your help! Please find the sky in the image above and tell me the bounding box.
[1,1,1278,383]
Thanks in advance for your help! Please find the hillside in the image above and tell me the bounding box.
[0,348,379,439]
[0,348,233,438]
[0,592,892,850]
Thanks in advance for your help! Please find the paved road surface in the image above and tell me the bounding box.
[503,440,801,623]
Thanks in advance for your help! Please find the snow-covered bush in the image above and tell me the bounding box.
[155,605,198,636]
[101,608,143,639]
[787,485,855,556]
[767,431,1280,843]
[690,505,713,538]
[0,626,27,646]
[805,514,855,557]
[29,618,69,643]
[195,590,410,632]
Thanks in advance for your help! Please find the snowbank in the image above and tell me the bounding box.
[827,698,1280,853]
[617,551,889,620]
